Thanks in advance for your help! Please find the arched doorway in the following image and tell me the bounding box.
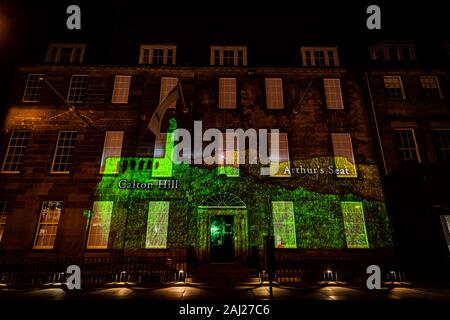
[196,192,248,264]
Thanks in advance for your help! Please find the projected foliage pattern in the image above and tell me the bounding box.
[146,201,170,249]
[94,120,393,252]
[272,201,297,248]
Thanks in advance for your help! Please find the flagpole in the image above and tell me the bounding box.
[39,77,95,127]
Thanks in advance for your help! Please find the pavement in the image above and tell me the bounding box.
[1,283,450,300]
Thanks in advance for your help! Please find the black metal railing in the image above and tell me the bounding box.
[0,256,186,288]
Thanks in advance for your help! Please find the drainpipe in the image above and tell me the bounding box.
[364,72,388,176]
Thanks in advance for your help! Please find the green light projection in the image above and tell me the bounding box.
[151,119,176,178]
[94,118,393,253]
[341,201,369,248]
[272,201,297,248]
[145,201,169,248]
[335,157,358,178]
[87,201,113,249]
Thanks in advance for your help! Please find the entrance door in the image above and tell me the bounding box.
[210,215,234,263]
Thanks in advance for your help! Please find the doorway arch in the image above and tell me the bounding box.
[196,192,248,264]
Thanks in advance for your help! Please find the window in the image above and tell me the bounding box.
[270,133,290,177]
[160,77,178,109]
[1,130,31,173]
[67,74,88,103]
[22,73,44,102]
[219,78,237,109]
[0,202,9,244]
[111,75,131,104]
[265,78,284,109]
[388,47,400,60]
[100,131,124,174]
[301,47,339,67]
[331,133,357,178]
[440,215,450,253]
[87,201,113,249]
[272,201,297,248]
[210,46,247,66]
[223,49,235,66]
[305,51,312,65]
[142,49,150,64]
[167,49,174,65]
[60,47,72,63]
[323,78,344,109]
[51,131,77,173]
[153,48,164,65]
[393,128,421,163]
[48,47,58,62]
[374,49,384,61]
[214,49,221,65]
[383,76,405,100]
[341,202,369,248]
[237,50,244,66]
[145,201,170,249]
[152,132,174,178]
[314,51,325,66]
[401,47,412,61]
[370,43,416,61]
[139,45,177,65]
[432,129,450,163]
[33,201,62,249]
[420,76,443,100]
[328,51,336,66]
[154,133,167,158]
[218,133,239,177]
[45,43,86,63]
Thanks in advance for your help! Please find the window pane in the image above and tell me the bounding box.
[0,202,9,244]
[214,49,221,65]
[111,75,131,104]
[314,51,325,66]
[420,76,442,100]
[270,133,290,177]
[341,202,369,248]
[100,131,124,174]
[305,51,312,66]
[1,130,31,173]
[383,76,405,99]
[432,129,450,163]
[33,201,62,249]
[323,78,344,109]
[60,47,73,63]
[219,78,237,109]
[22,74,44,102]
[159,77,178,109]
[51,131,77,173]
[67,74,88,103]
[153,49,164,65]
[87,201,113,249]
[146,201,169,249]
[388,48,399,60]
[218,133,239,177]
[440,216,450,253]
[394,129,421,163]
[401,47,412,60]
[331,133,357,177]
[272,201,296,248]
[328,51,335,66]
[265,78,284,109]
[223,49,235,66]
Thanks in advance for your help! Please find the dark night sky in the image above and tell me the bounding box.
[0,0,449,117]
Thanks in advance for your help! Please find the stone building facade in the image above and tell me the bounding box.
[0,43,394,283]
